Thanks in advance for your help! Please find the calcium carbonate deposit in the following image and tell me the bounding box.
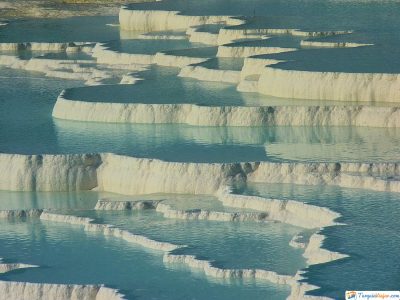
[1,0,399,299]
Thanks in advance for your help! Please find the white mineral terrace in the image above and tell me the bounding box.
[95,198,269,222]
[0,42,94,52]
[216,190,340,229]
[163,253,294,284]
[1,2,397,299]
[0,35,397,108]
[53,93,400,128]
[186,27,219,45]
[92,42,209,67]
[0,53,147,85]
[0,258,38,274]
[0,151,397,292]
[93,192,338,241]
[40,211,182,252]
[34,211,345,299]
[0,258,124,300]
[0,152,355,298]
[216,44,296,57]
[100,194,334,230]
[156,202,269,222]
[300,40,373,48]
[116,9,395,104]
[94,199,161,210]
[1,153,399,194]
[119,7,244,32]
[257,67,400,103]
[0,281,125,300]
[0,208,44,219]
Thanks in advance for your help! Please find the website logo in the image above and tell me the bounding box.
[346,291,357,300]
[345,291,400,300]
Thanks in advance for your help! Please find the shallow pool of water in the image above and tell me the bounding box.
[240,182,400,299]
[0,218,290,300]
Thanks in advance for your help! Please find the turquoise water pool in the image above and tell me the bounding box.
[1,67,400,163]
[0,16,119,43]
[0,219,290,300]
[240,182,400,299]
[72,209,306,275]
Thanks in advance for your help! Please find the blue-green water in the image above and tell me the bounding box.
[0,187,300,299]
[71,209,306,275]
[60,63,400,107]
[195,57,244,71]
[0,191,100,210]
[240,183,400,299]
[1,0,400,298]
[224,36,302,49]
[63,65,262,106]
[0,219,290,300]
[0,16,119,42]
[162,46,218,58]
[2,67,400,163]
[0,50,94,61]
[263,45,400,73]
[104,39,203,55]
[130,0,400,33]
[128,0,400,73]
